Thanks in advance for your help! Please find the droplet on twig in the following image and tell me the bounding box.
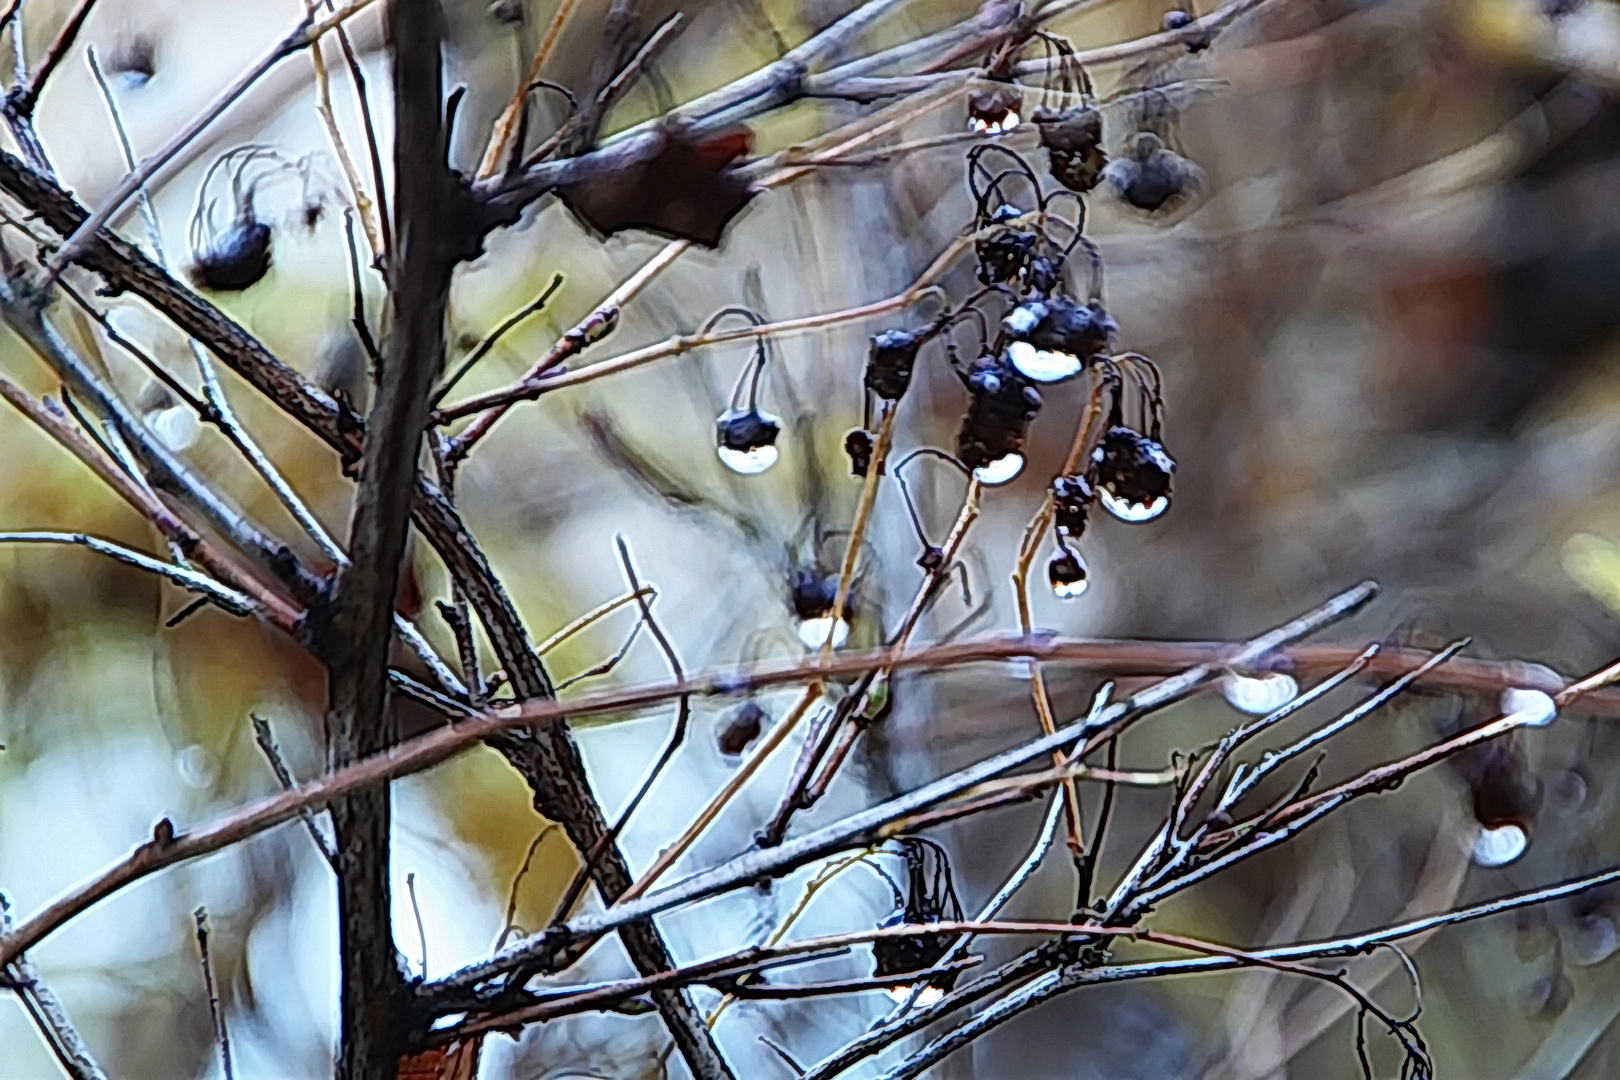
[1501,687,1557,727]
[1220,672,1299,715]
[716,407,781,474]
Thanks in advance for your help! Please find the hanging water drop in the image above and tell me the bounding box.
[1007,340,1082,383]
[1092,426,1175,522]
[716,407,781,475]
[1099,489,1169,522]
[972,453,1023,486]
[797,615,850,650]
[1471,822,1528,867]
[1220,672,1298,715]
[1048,549,1088,599]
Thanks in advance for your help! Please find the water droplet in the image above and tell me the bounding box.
[717,443,778,474]
[1007,341,1082,383]
[797,616,849,650]
[150,407,201,452]
[1220,672,1299,715]
[1048,549,1087,598]
[1099,489,1169,522]
[972,453,1023,485]
[716,407,781,474]
[1501,687,1556,727]
[1471,822,1528,867]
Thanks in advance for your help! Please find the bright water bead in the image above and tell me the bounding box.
[717,443,778,474]
[1500,687,1557,727]
[1007,340,1083,383]
[1219,672,1299,715]
[1099,489,1169,522]
[972,453,1023,486]
[796,616,849,650]
[1471,822,1528,867]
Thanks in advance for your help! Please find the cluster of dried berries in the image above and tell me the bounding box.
[834,136,1178,600]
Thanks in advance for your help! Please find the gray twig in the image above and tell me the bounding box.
[1,893,109,1080]
[192,907,234,1080]
[249,714,338,868]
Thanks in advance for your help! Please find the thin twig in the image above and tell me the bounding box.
[0,894,109,1080]
[42,0,382,283]
[433,273,563,403]
[249,714,338,868]
[193,908,235,1080]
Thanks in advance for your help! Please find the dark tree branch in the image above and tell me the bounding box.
[315,1,461,1076]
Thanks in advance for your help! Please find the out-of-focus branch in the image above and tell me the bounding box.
[0,359,303,635]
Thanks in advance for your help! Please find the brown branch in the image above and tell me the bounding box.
[316,1,460,1076]
[8,0,97,117]
[11,605,1619,980]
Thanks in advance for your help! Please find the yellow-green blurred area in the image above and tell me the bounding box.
[6,0,1620,1076]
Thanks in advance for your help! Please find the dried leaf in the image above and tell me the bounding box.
[557,126,755,247]
[397,1038,483,1080]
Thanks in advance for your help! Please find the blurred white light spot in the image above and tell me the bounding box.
[150,406,201,451]
[1220,672,1299,716]
[176,743,215,789]
[972,453,1023,486]
[1568,914,1620,967]
[1501,687,1556,727]
[885,984,945,1007]
[1472,823,1528,867]
[797,616,848,650]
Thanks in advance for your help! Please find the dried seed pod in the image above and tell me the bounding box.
[190,216,272,291]
[1033,104,1107,193]
[975,204,1037,286]
[1092,425,1174,521]
[1051,474,1095,536]
[872,839,964,1000]
[1101,132,1205,214]
[967,82,1023,134]
[866,328,923,401]
[716,701,767,756]
[1161,9,1212,50]
[1003,296,1117,383]
[188,147,287,292]
[845,428,875,477]
[957,354,1042,485]
[716,407,781,474]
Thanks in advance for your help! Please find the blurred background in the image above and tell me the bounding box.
[5,0,1620,1076]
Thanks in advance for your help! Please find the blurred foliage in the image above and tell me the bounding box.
[6,0,1620,1076]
